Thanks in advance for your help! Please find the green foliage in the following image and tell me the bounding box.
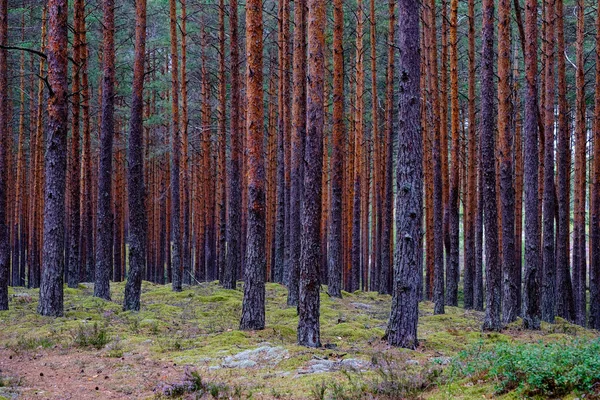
[451,339,600,397]
[73,322,111,349]
[14,336,54,350]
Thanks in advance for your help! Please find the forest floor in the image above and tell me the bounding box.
[0,281,598,399]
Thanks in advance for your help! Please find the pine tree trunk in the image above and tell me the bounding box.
[480,0,501,331]
[541,0,555,323]
[287,0,306,306]
[298,0,325,347]
[463,0,477,309]
[169,0,182,292]
[498,0,518,323]
[124,0,147,311]
[328,0,344,299]
[223,0,241,290]
[522,0,541,330]
[590,0,600,330]
[385,0,421,349]
[38,0,68,316]
[379,0,394,296]
[554,0,575,322]
[95,0,115,300]
[0,0,9,310]
[446,0,459,307]
[239,0,266,331]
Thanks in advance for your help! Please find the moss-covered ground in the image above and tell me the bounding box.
[0,281,597,399]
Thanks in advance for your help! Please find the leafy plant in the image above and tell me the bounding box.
[450,338,600,397]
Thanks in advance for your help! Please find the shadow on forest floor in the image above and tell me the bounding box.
[0,281,598,399]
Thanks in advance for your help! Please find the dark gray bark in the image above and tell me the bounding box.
[124,0,147,312]
[95,0,115,301]
[298,0,324,347]
[522,0,541,330]
[38,0,68,316]
[223,0,241,290]
[480,0,501,331]
[0,0,9,311]
[385,0,421,349]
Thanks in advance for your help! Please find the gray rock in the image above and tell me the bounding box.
[221,345,288,369]
[429,356,452,365]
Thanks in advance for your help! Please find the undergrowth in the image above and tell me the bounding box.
[449,338,600,397]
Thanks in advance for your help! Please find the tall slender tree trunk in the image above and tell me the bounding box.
[590,0,600,330]
[463,0,476,309]
[239,0,266,331]
[38,0,68,316]
[223,0,241,290]
[169,0,182,291]
[385,0,421,349]
[124,0,147,311]
[95,0,115,300]
[541,0,555,323]
[522,0,541,330]
[379,0,395,296]
[427,0,444,315]
[298,0,325,347]
[446,0,459,307]
[555,0,575,322]
[328,0,344,299]
[0,0,9,310]
[481,0,501,331]
[498,0,517,323]
[287,0,307,306]
[573,0,586,326]
[217,0,227,282]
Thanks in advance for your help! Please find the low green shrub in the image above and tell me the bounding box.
[73,322,110,349]
[450,338,600,397]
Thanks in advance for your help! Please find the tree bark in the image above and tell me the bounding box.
[38,0,68,316]
[480,0,501,331]
[385,0,421,349]
[223,0,241,290]
[124,0,147,311]
[498,0,518,323]
[0,0,8,310]
[541,0,555,324]
[522,0,541,330]
[95,0,115,300]
[328,0,344,299]
[298,0,325,347]
[239,0,266,331]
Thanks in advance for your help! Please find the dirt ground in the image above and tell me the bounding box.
[0,348,186,399]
